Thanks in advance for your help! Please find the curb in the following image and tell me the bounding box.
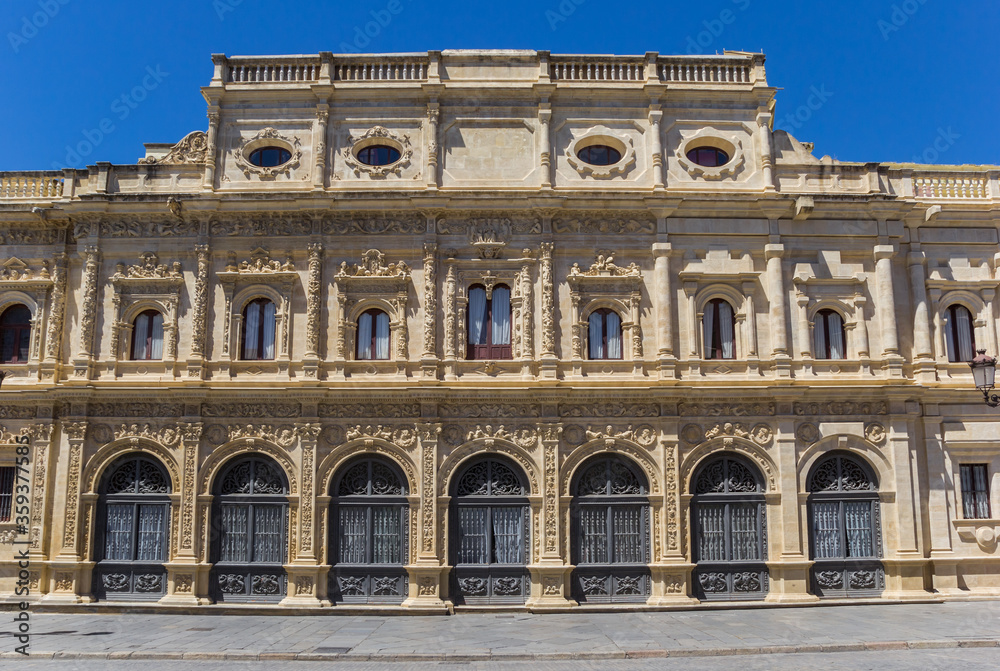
[6,639,998,661]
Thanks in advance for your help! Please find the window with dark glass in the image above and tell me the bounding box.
[686,146,730,167]
[944,304,976,362]
[94,456,171,599]
[467,284,512,360]
[587,309,622,360]
[571,457,650,602]
[0,305,31,364]
[703,298,735,360]
[130,310,164,361]
[577,144,622,166]
[330,459,408,603]
[357,145,401,166]
[814,309,846,360]
[0,466,14,522]
[356,309,390,360]
[249,146,291,167]
[241,298,276,361]
[961,464,991,519]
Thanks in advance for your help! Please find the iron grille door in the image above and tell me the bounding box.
[691,457,768,600]
[93,457,170,601]
[451,459,530,605]
[330,459,409,603]
[808,454,884,597]
[571,457,651,603]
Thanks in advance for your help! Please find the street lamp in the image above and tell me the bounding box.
[969,349,999,408]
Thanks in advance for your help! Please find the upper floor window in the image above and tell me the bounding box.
[467,284,511,360]
[960,464,990,519]
[944,304,976,362]
[249,146,291,168]
[0,304,31,364]
[357,145,401,166]
[814,309,846,360]
[241,298,276,361]
[357,309,390,360]
[577,145,622,166]
[703,298,735,360]
[0,466,14,522]
[131,310,164,361]
[686,146,730,167]
[587,309,622,360]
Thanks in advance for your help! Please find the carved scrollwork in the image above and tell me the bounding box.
[139,130,209,165]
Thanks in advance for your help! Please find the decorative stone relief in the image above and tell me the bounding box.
[793,401,887,416]
[553,215,654,235]
[582,424,657,447]
[44,253,68,361]
[336,249,410,279]
[304,243,322,363]
[322,215,424,235]
[319,403,419,418]
[440,403,540,418]
[98,217,199,238]
[111,423,182,446]
[702,422,773,446]
[343,126,413,177]
[344,424,417,448]
[465,424,537,448]
[569,252,640,277]
[76,246,101,361]
[202,402,300,418]
[679,402,776,417]
[540,242,555,356]
[233,127,302,178]
[864,422,887,445]
[796,422,820,445]
[422,243,437,358]
[0,257,50,281]
[139,130,209,164]
[227,424,297,447]
[560,402,659,417]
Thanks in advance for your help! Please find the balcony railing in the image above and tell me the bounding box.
[913,174,990,199]
[0,172,64,199]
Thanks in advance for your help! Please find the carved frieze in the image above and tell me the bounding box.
[111,423,182,446]
[466,424,537,448]
[0,257,51,283]
[581,423,657,447]
[227,424,297,447]
[98,217,199,238]
[679,402,776,417]
[560,402,659,418]
[322,215,424,235]
[439,403,541,418]
[794,401,888,416]
[89,402,183,417]
[0,227,61,245]
[553,215,654,235]
[343,424,417,448]
[201,402,301,418]
[209,215,311,237]
[318,403,420,418]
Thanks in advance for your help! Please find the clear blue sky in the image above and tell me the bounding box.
[3,0,998,172]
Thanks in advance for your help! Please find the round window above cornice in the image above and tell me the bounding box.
[344,126,413,177]
[566,126,636,178]
[233,127,301,179]
[676,129,744,180]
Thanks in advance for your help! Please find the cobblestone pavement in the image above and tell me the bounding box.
[2,601,999,662]
[4,649,1000,670]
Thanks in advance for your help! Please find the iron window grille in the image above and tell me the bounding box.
[0,466,15,522]
[960,464,991,519]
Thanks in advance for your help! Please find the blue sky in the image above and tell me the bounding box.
[2,0,998,171]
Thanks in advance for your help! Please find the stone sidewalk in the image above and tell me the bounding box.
[3,601,1000,662]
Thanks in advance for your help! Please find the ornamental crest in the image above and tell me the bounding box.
[113,252,182,280]
[224,248,294,274]
[0,257,49,282]
[570,251,640,277]
[335,249,410,279]
[139,130,209,165]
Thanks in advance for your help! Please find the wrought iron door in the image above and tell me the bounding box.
[571,457,651,602]
[808,454,884,597]
[450,458,529,604]
[211,457,288,602]
[691,456,768,600]
[329,459,409,603]
[93,457,170,601]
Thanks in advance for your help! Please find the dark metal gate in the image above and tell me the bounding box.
[450,458,529,605]
[691,456,768,600]
[808,454,884,597]
[211,457,288,602]
[571,457,650,602]
[93,456,170,601]
[329,458,409,603]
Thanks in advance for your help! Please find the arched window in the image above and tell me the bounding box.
[703,298,735,360]
[467,284,512,360]
[0,304,31,364]
[587,309,622,360]
[211,457,288,602]
[93,456,171,600]
[807,454,883,597]
[330,458,408,603]
[241,298,276,361]
[944,304,976,362]
[571,457,650,602]
[356,309,390,360]
[691,456,767,600]
[130,310,164,361]
[814,309,846,360]
[450,458,529,604]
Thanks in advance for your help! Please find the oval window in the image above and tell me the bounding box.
[357,145,402,166]
[686,146,730,167]
[577,144,622,166]
[249,146,292,167]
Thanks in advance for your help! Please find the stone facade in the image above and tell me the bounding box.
[0,50,997,609]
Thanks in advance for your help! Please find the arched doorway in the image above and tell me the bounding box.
[807,453,884,597]
[93,455,171,601]
[450,457,529,605]
[210,456,289,602]
[691,455,768,600]
[570,456,650,603]
[329,457,409,603]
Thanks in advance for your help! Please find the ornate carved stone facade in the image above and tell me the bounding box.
[0,50,997,609]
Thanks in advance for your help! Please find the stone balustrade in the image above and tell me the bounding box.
[0,172,64,199]
[549,58,646,82]
[658,58,754,84]
[333,58,428,82]
[226,57,322,83]
[913,173,990,200]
